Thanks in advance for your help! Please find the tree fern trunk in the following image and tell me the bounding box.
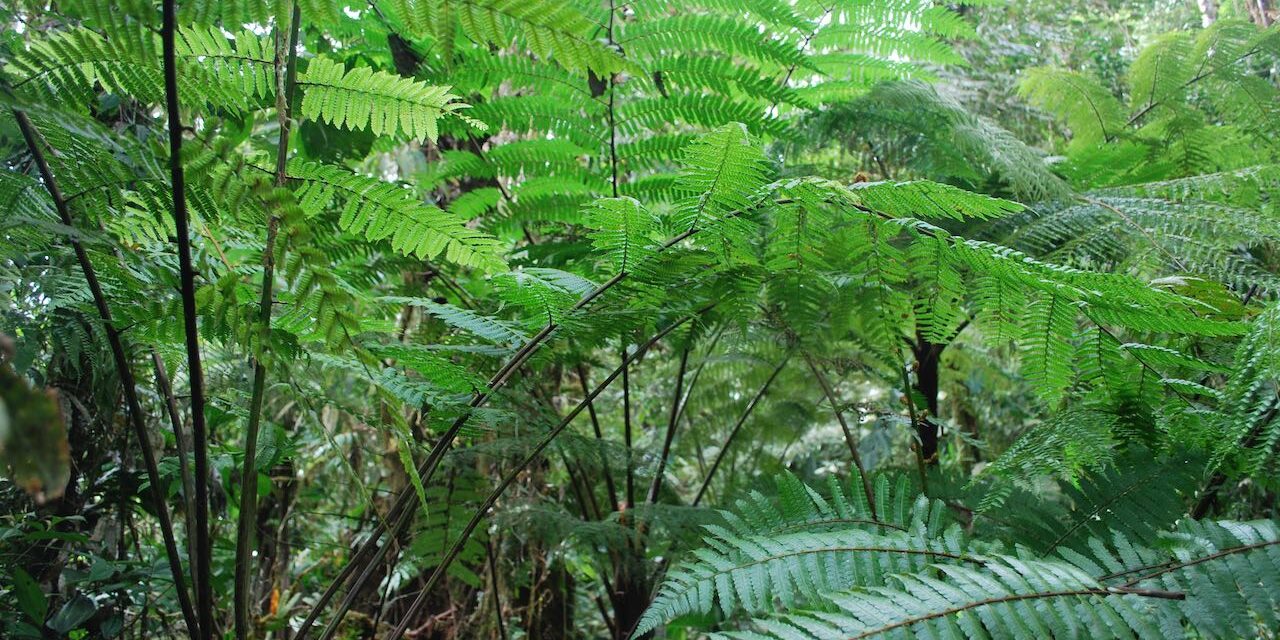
[913,335,944,465]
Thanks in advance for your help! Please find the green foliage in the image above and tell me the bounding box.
[3,2,1280,638]
[298,57,478,142]
[641,472,1280,639]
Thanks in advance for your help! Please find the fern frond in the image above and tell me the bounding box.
[852,180,1024,222]
[712,556,1160,640]
[1019,293,1078,405]
[1019,68,1126,146]
[298,56,480,143]
[908,234,966,343]
[584,197,661,275]
[289,161,506,271]
[673,123,770,240]
[635,473,970,636]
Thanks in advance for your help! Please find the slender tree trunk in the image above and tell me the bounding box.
[1198,0,1218,26]
[160,2,216,635]
[912,336,944,465]
[236,5,302,637]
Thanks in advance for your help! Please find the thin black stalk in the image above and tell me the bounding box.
[576,363,620,511]
[606,0,619,198]
[622,346,635,510]
[235,6,301,637]
[487,539,508,640]
[803,353,877,520]
[160,2,215,635]
[313,508,413,640]
[152,352,200,591]
[669,326,724,432]
[646,342,691,505]
[13,110,201,638]
[386,314,695,640]
[692,354,791,507]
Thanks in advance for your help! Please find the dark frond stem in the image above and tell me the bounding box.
[1126,41,1269,127]
[152,352,200,591]
[770,3,832,111]
[646,342,691,505]
[693,354,792,507]
[12,110,201,639]
[576,362,620,510]
[487,538,509,640]
[668,326,725,442]
[1101,539,1280,584]
[385,312,699,640]
[606,0,620,198]
[623,344,636,510]
[803,352,877,519]
[236,5,302,637]
[1080,196,1189,272]
[161,2,215,635]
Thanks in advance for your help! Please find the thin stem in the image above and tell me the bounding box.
[576,363,620,511]
[622,345,636,510]
[693,354,792,507]
[235,5,301,637]
[160,2,215,635]
[13,110,200,639]
[152,352,200,592]
[646,342,691,505]
[803,353,877,520]
[487,539,508,640]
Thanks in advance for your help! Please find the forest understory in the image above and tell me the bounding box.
[3,0,1280,638]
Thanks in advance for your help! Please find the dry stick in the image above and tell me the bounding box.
[13,110,201,638]
[160,2,215,636]
[803,353,878,520]
[645,342,691,505]
[152,353,201,591]
[386,314,695,640]
[235,6,302,637]
[692,354,792,507]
